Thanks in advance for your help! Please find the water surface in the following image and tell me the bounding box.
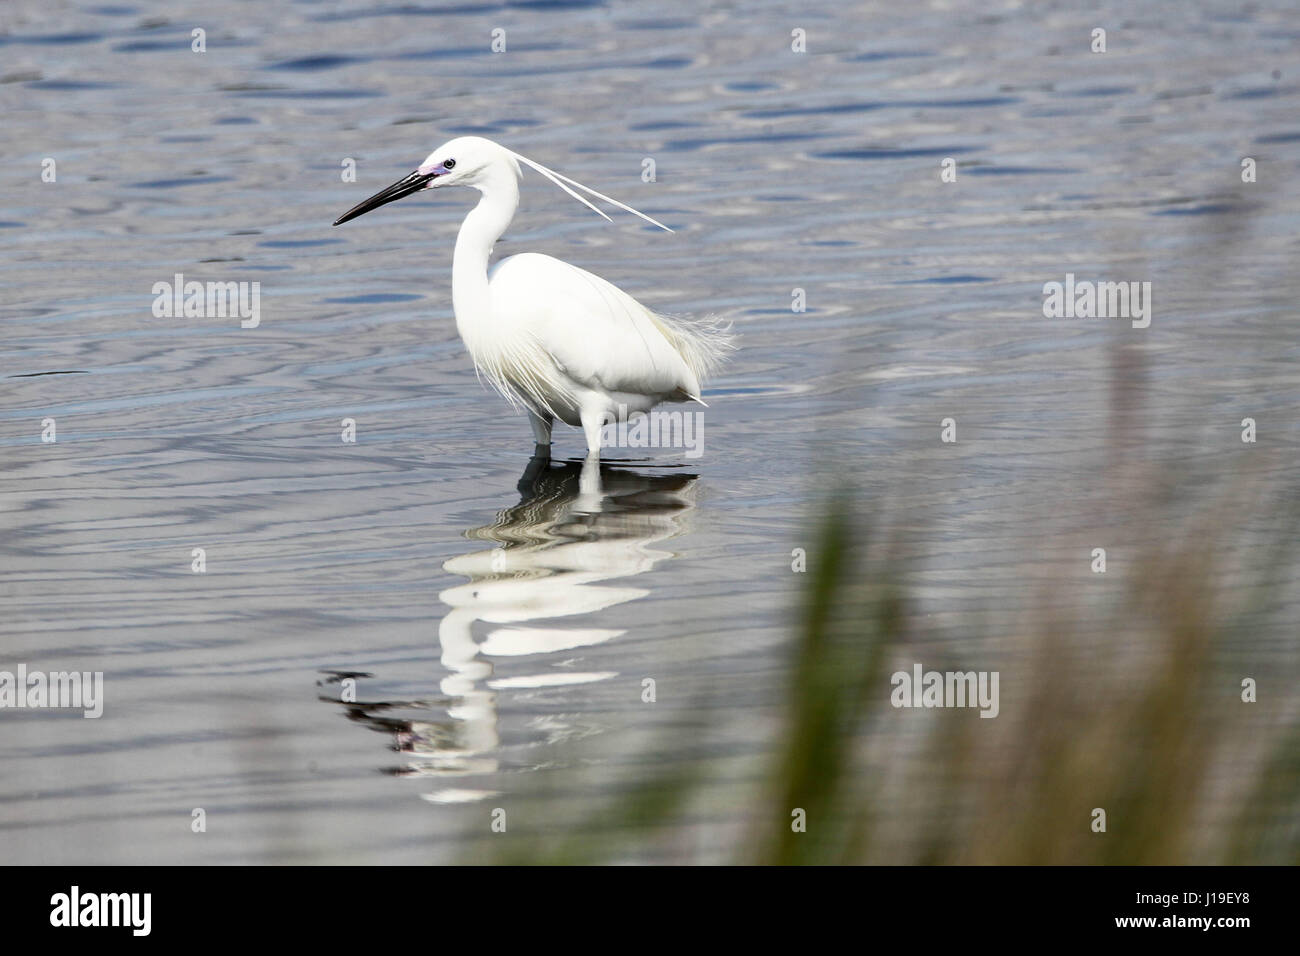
[1,0,1297,863]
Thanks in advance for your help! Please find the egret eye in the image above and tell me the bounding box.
[443,159,456,170]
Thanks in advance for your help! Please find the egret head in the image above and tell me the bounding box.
[333,135,673,232]
[333,137,518,226]
[417,136,519,188]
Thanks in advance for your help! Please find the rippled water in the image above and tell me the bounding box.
[2,1,1297,863]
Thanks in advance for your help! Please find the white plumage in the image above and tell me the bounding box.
[334,136,733,455]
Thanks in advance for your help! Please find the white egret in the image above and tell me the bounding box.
[333,136,733,457]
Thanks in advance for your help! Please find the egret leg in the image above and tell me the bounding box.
[579,406,605,459]
[528,410,553,453]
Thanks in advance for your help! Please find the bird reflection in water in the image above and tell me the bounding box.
[330,455,698,801]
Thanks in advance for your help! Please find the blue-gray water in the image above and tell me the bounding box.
[1,1,1297,863]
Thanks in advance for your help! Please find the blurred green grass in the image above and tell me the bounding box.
[467,478,1298,865]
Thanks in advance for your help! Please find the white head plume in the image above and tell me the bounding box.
[507,149,675,233]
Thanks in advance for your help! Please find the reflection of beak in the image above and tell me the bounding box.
[333,170,436,226]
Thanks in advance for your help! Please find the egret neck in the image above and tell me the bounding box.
[452,165,520,352]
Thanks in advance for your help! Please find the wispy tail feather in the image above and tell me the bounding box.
[649,311,737,387]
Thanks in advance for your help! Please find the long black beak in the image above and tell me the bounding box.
[333,170,436,226]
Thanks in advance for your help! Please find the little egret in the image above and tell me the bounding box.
[333,136,733,457]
